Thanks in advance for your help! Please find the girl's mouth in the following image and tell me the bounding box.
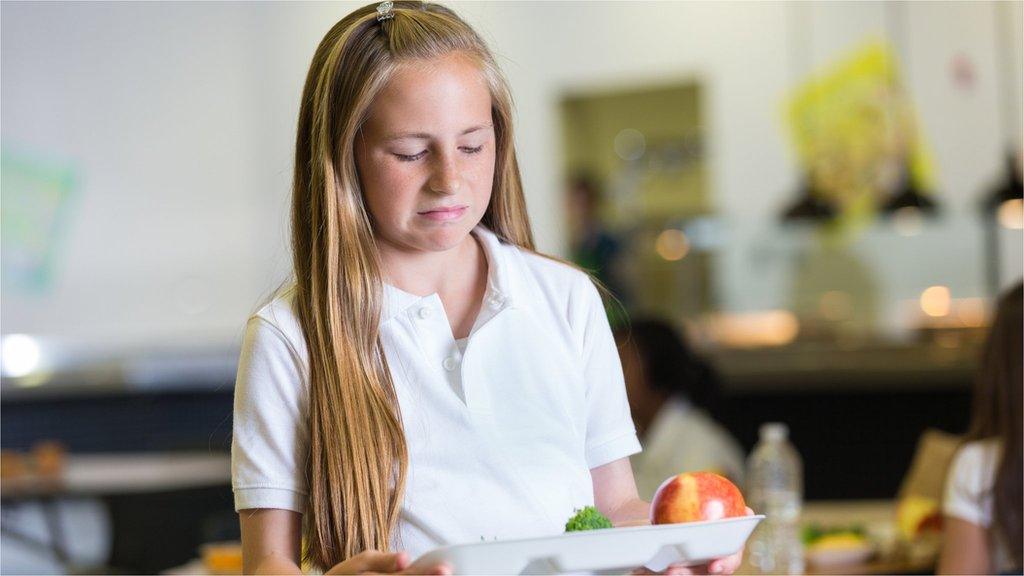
[418,206,468,221]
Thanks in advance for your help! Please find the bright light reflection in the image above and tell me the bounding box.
[2,334,41,377]
[920,286,952,317]
[705,310,799,348]
[997,198,1023,230]
[655,229,690,261]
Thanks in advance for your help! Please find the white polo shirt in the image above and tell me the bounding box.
[232,225,641,558]
[943,440,1016,574]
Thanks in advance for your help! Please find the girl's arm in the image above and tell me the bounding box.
[240,508,453,575]
[240,508,304,575]
[591,457,650,525]
[936,516,991,575]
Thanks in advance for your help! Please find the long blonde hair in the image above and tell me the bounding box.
[291,2,533,570]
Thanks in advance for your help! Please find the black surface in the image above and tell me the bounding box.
[717,387,971,500]
[105,485,238,574]
[0,389,234,453]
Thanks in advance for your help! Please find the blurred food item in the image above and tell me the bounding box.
[802,523,865,545]
[865,520,900,560]
[201,541,243,575]
[896,494,945,565]
[808,531,868,549]
[0,450,30,479]
[803,524,877,567]
[896,495,945,564]
[32,441,67,477]
[805,533,875,567]
[896,495,943,540]
[906,531,943,564]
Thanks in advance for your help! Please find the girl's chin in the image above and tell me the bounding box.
[418,228,474,252]
[380,224,476,254]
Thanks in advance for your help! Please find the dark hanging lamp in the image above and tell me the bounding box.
[880,3,940,218]
[982,0,1023,216]
[979,3,1023,294]
[779,5,836,224]
[983,151,1023,214]
[881,159,938,216]
[782,171,838,221]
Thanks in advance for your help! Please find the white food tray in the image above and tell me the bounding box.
[414,515,764,575]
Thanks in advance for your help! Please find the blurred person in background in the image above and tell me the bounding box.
[938,282,1022,575]
[614,318,745,500]
[566,173,630,314]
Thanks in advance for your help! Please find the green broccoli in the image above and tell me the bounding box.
[564,506,613,532]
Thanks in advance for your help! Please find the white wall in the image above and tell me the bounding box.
[1,1,1020,364]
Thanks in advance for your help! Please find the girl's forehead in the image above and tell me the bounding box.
[363,54,493,136]
[391,50,484,80]
[368,53,491,115]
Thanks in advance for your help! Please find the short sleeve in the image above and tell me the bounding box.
[942,443,994,528]
[571,275,642,469]
[231,317,309,513]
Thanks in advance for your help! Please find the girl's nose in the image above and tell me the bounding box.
[428,155,461,195]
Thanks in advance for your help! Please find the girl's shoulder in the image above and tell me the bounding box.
[947,439,1001,503]
[492,241,609,353]
[485,231,596,307]
[950,439,1001,476]
[249,283,306,352]
[517,249,590,288]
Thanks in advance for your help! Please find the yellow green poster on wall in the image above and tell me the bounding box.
[785,40,937,235]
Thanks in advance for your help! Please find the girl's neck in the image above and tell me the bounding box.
[378,231,484,298]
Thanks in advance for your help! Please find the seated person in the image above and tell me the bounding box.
[938,282,1022,575]
[614,318,745,499]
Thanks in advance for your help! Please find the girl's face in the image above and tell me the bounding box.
[355,52,496,255]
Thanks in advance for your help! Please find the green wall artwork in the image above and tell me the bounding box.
[1,148,77,294]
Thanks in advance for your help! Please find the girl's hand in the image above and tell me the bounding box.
[325,550,452,575]
[630,507,754,576]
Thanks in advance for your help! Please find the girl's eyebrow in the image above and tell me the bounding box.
[384,123,493,142]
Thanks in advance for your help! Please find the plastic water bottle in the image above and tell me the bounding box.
[745,422,805,574]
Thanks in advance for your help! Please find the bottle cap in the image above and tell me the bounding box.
[760,422,789,441]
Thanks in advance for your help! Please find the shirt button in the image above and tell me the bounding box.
[417,306,432,319]
[488,295,505,309]
[442,356,458,371]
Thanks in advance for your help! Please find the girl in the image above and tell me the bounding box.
[232,2,747,574]
[938,283,1022,575]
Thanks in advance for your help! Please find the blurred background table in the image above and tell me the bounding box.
[1,452,232,574]
[738,500,938,575]
[1,452,230,499]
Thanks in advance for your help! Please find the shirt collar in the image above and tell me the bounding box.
[380,224,523,325]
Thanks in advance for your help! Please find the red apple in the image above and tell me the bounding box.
[651,471,747,524]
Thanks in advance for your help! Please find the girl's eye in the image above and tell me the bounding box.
[395,151,427,162]
[392,145,484,162]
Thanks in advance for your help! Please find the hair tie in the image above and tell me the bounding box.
[376,1,394,22]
